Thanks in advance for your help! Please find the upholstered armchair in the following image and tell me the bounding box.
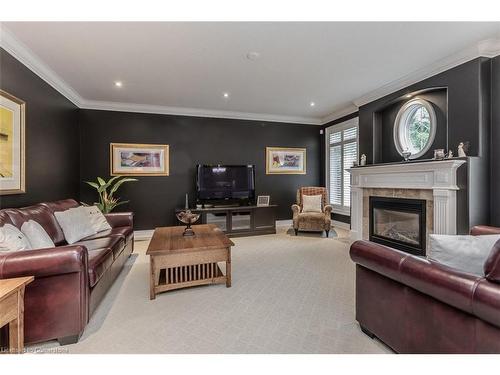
[291,187,332,236]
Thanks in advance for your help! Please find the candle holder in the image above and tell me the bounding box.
[176,210,200,236]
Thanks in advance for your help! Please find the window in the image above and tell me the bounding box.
[326,118,358,215]
[394,98,436,159]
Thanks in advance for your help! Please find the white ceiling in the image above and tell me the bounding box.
[2,22,500,124]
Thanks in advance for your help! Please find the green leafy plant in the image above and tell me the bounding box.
[84,176,137,214]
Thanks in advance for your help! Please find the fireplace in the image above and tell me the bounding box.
[369,196,426,256]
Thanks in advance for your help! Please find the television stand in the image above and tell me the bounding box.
[211,203,241,208]
[175,205,277,237]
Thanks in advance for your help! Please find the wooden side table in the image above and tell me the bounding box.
[0,276,34,354]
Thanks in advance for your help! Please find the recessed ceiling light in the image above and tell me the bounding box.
[310,102,316,107]
[246,52,260,61]
[223,92,230,99]
[114,81,123,87]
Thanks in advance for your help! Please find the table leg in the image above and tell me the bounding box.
[150,257,156,300]
[9,289,24,354]
[226,247,232,288]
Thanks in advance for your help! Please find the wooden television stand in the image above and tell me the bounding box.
[175,205,277,237]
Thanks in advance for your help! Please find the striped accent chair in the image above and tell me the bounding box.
[291,187,332,236]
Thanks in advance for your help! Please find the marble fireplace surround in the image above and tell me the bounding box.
[348,159,466,241]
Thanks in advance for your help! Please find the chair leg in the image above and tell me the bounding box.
[325,230,330,237]
[294,229,298,236]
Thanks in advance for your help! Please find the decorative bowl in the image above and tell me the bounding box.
[176,210,200,236]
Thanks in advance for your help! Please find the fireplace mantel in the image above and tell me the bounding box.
[348,159,466,240]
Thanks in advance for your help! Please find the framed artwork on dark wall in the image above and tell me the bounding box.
[110,143,169,176]
[0,90,25,195]
[265,147,306,175]
[257,195,270,206]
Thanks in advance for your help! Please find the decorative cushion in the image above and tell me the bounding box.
[484,239,500,283]
[82,206,112,233]
[302,195,323,213]
[54,206,97,244]
[0,223,32,252]
[21,220,55,249]
[428,234,500,276]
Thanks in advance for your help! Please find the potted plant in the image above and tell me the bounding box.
[84,176,137,214]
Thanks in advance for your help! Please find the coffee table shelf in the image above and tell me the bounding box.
[146,224,234,299]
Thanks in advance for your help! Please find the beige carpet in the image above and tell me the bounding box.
[31,226,391,354]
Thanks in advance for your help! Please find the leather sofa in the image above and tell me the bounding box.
[0,199,134,346]
[350,225,500,353]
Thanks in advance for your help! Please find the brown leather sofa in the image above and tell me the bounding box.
[349,225,500,353]
[0,199,134,346]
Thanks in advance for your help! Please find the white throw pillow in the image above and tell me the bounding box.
[0,224,32,252]
[82,206,112,233]
[302,195,323,213]
[428,234,500,276]
[21,220,55,249]
[54,206,97,244]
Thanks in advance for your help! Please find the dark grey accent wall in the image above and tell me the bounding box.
[357,57,492,229]
[359,58,490,164]
[0,48,80,209]
[492,55,500,226]
[79,110,321,230]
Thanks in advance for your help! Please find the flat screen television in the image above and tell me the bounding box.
[196,165,255,204]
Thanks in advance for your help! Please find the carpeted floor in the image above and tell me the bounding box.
[31,225,391,354]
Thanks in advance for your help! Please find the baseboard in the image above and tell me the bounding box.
[276,219,292,227]
[332,220,350,230]
[134,229,154,241]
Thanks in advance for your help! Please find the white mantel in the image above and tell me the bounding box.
[348,159,466,240]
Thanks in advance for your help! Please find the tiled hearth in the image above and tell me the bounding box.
[348,159,466,241]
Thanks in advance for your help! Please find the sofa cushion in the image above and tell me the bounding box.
[0,223,32,252]
[81,226,133,244]
[484,239,500,283]
[428,234,500,276]
[87,248,114,287]
[82,206,112,233]
[54,207,97,244]
[21,220,55,249]
[75,236,125,259]
[2,204,66,245]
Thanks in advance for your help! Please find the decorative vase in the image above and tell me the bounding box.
[176,210,201,236]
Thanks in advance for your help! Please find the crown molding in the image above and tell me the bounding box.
[2,23,499,127]
[320,103,359,124]
[0,24,84,107]
[351,38,500,108]
[80,99,322,125]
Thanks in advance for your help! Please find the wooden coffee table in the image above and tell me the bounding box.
[146,224,234,300]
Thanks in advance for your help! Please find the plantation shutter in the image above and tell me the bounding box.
[326,118,359,215]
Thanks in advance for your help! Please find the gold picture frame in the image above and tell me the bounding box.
[110,143,169,176]
[266,147,306,175]
[0,90,26,195]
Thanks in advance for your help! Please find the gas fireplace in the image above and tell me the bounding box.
[369,196,426,256]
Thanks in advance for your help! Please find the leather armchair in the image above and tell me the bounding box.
[292,187,332,236]
[349,225,500,353]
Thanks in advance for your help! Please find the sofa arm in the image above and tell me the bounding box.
[350,240,482,316]
[105,212,134,228]
[0,245,88,279]
[471,225,500,236]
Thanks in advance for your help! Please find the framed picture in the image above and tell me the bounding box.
[110,143,169,176]
[266,147,306,175]
[257,195,270,206]
[0,90,25,195]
